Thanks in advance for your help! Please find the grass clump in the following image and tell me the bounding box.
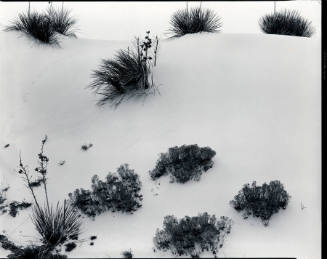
[150,144,216,183]
[154,212,232,257]
[169,6,222,37]
[5,5,77,44]
[230,180,290,226]
[69,164,143,217]
[89,31,159,107]
[259,10,314,37]
[121,249,133,258]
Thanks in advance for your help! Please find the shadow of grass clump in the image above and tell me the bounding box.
[154,213,232,257]
[259,9,314,37]
[230,180,290,226]
[169,6,222,37]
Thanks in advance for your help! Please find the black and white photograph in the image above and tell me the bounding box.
[0,0,322,258]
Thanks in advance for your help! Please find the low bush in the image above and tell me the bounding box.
[89,31,159,107]
[169,6,222,37]
[7,245,67,259]
[154,212,232,257]
[69,164,143,217]
[230,180,290,226]
[259,10,314,37]
[64,242,77,252]
[150,144,216,183]
[8,201,32,217]
[46,5,76,37]
[121,249,133,258]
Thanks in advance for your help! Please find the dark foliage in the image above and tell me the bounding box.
[81,143,93,151]
[64,242,77,252]
[32,201,82,247]
[6,11,58,44]
[169,7,222,37]
[0,234,21,252]
[8,201,32,217]
[154,212,232,257]
[230,180,290,225]
[69,164,143,217]
[46,5,77,37]
[29,178,44,188]
[90,242,94,246]
[90,235,97,240]
[7,245,67,259]
[150,144,216,183]
[4,144,10,148]
[121,249,133,258]
[259,10,314,37]
[89,31,159,107]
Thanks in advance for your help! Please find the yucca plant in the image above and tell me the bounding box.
[32,201,81,247]
[169,6,222,37]
[46,5,77,37]
[6,11,58,44]
[18,136,81,248]
[89,31,159,107]
[259,9,314,37]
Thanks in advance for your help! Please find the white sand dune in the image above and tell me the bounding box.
[0,31,321,258]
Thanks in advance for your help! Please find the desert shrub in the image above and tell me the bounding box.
[154,212,232,257]
[69,164,143,217]
[121,249,133,258]
[150,144,216,183]
[46,5,76,37]
[64,242,77,252]
[259,10,314,37]
[0,234,21,253]
[32,201,81,247]
[169,7,222,37]
[230,180,290,226]
[89,31,159,107]
[7,245,67,259]
[8,201,32,217]
[5,11,58,44]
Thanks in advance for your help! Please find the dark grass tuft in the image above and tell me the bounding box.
[121,249,133,258]
[8,201,32,217]
[5,11,58,44]
[32,201,81,247]
[46,5,77,37]
[169,7,222,37]
[259,9,314,37]
[64,242,77,252]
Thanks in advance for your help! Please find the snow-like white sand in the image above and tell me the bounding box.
[0,31,321,258]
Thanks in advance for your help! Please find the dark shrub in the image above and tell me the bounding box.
[150,144,216,183]
[46,5,77,37]
[6,11,58,44]
[169,7,222,37]
[89,31,159,107]
[8,201,32,217]
[32,201,82,247]
[230,180,290,226]
[154,212,232,257]
[259,10,314,37]
[69,164,143,217]
[7,245,67,259]
[0,234,21,252]
[122,249,133,258]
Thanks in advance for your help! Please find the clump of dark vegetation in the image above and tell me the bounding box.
[169,6,222,37]
[18,136,82,248]
[121,249,133,258]
[58,160,66,166]
[259,9,314,37]
[90,242,94,246]
[4,144,10,148]
[154,212,232,257]
[0,234,67,259]
[90,235,97,240]
[81,143,93,151]
[0,186,9,214]
[150,144,216,183]
[8,201,32,217]
[89,31,159,107]
[5,4,77,44]
[64,242,77,252]
[230,180,290,226]
[46,5,77,37]
[69,164,143,217]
